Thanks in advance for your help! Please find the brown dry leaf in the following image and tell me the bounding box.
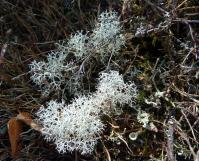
[7,118,23,158]
[16,112,42,132]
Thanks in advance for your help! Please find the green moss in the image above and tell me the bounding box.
[137,90,146,103]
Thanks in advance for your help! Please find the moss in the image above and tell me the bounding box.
[137,90,146,103]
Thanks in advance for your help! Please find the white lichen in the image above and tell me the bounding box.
[29,51,75,94]
[36,97,104,154]
[95,70,137,113]
[30,11,126,94]
[36,71,137,154]
[67,31,90,60]
[91,11,125,59]
[137,110,150,128]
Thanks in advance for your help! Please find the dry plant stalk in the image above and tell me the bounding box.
[0,44,7,65]
[121,0,133,19]
[167,119,175,161]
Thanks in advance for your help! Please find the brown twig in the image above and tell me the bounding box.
[167,118,175,161]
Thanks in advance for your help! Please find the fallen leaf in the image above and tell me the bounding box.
[7,118,23,158]
[16,112,42,132]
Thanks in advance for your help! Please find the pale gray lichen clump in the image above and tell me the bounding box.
[95,71,137,113]
[36,71,137,154]
[30,10,137,155]
[29,11,125,94]
[67,31,90,60]
[29,52,75,94]
[91,11,125,58]
[36,97,104,154]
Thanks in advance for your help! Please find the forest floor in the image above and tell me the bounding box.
[0,0,198,161]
